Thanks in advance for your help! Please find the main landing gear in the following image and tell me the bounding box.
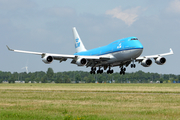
[120,67,126,75]
[97,67,103,74]
[90,66,129,75]
[90,67,103,74]
[107,66,113,74]
[107,69,113,74]
[90,66,113,74]
[90,67,96,74]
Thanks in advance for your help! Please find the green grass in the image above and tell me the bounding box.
[0,83,180,120]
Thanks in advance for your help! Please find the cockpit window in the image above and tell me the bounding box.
[131,38,138,40]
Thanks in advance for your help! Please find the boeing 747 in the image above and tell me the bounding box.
[7,27,174,74]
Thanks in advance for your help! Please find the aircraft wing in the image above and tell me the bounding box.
[136,48,174,61]
[6,46,110,64]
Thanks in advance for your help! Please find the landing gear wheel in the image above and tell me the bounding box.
[110,70,113,74]
[131,64,136,68]
[121,68,126,71]
[91,67,96,71]
[107,70,110,74]
[120,67,126,75]
[100,70,103,74]
[90,67,96,74]
[131,64,133,68]
[107,69,113,74]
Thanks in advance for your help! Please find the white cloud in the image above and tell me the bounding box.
[167,0,180,13]
[106,6,142,26]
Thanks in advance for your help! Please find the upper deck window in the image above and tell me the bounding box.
[131,38,138,40]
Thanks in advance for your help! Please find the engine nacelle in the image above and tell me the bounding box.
[76,58,87,66]
[42,55,53,64]
[141,59,152,67]
[155,57,166,65]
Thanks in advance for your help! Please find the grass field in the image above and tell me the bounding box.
[0,83,180,120]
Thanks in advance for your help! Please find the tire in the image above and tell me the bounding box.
[107,70,110,74]
[100,70,103,74]
[134,64,136,68]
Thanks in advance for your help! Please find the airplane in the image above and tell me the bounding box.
[7,27,174,75]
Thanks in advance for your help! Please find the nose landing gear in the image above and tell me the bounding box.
[131,60,136,68]
[131,64,136,68]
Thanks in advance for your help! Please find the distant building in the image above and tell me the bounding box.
[2,80,9,83]
[156,81,160,83]
[112,80,115,83]
[127,81,130,83]
[15,81,25,83]
[71,81,76,83]
[79,81,85,83]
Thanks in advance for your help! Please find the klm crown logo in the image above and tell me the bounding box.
[76,38,79,42]
[117,43,122,49]
[75,38,80,48]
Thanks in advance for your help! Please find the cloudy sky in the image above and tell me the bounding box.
[1,0,179,74]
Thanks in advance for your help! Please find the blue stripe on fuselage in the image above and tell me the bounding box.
[74,37,143,56]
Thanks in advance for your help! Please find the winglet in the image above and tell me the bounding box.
[170,48,174,54]
[6,45,14,51]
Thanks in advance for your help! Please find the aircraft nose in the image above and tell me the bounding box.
[137,42,143,54]
[140,46,143,49]
[138,42,143,49]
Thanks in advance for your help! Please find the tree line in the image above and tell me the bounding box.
[0,68,179,83]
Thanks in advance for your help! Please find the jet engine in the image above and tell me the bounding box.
[76,58,87,66]
[42,55,53,64]
[155,57,166,65]
[141,59,152,67]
